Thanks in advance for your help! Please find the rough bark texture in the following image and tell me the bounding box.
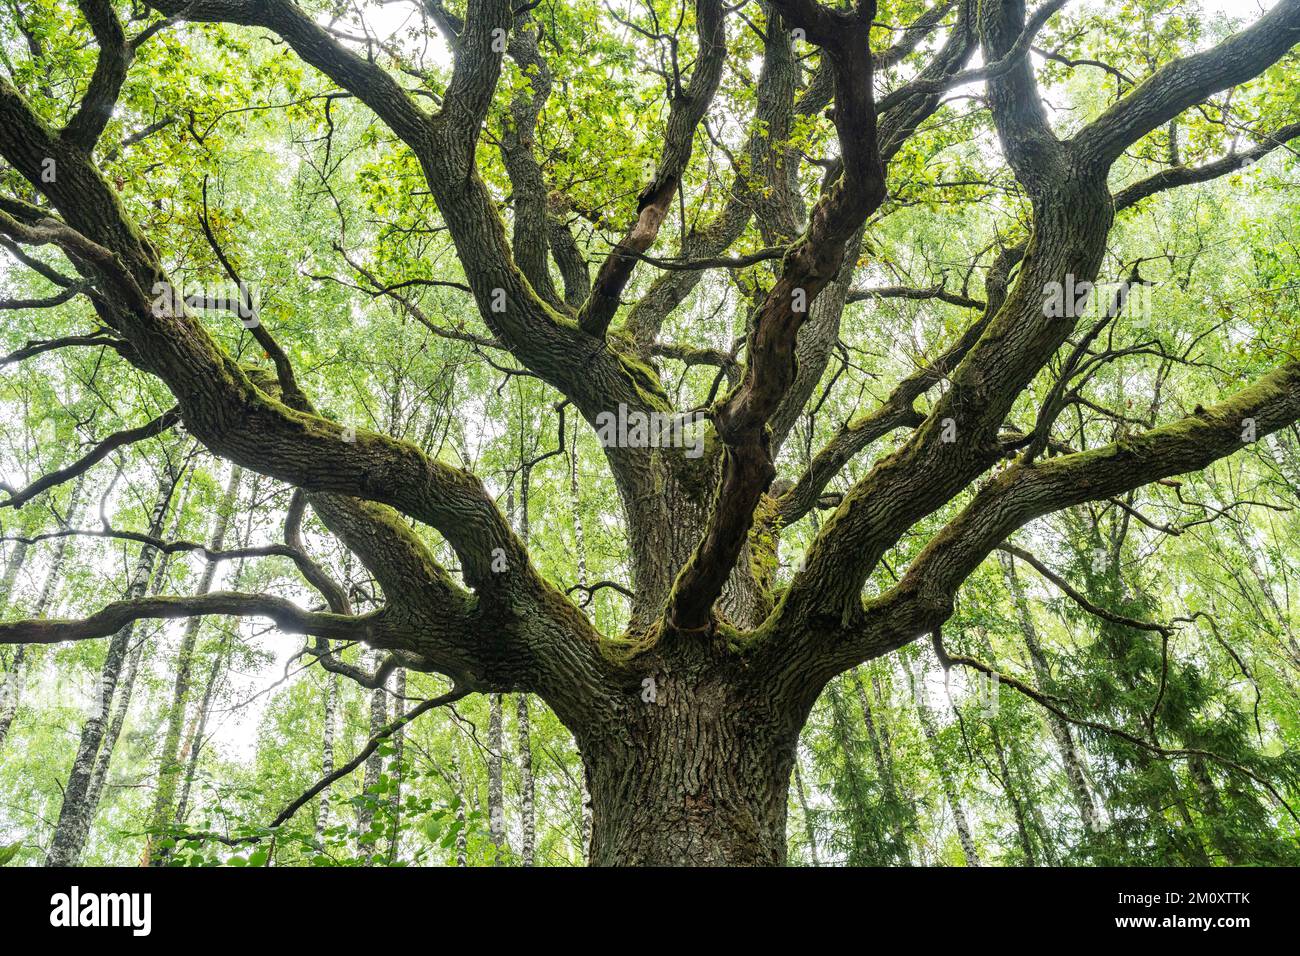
[584,672,799,866]
[87,466,194,816]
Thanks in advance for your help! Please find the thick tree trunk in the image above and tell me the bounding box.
[584,688,796,866]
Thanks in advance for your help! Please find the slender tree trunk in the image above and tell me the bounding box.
[173,640,226,829]
[1010,738,1058,865]
[45,470,176,866]
[0,643,27,757]
[580,772,592,865]
[792,757,820,866]
[0,542,28,753]
[0,511,34,738]
[488,692,507,864]
[851,669,897,800]
[516,693,535,866]
[909,659,982,867]
[569,432,594,864]
[173,476,261,829]
[85,631,145,812]
[145,466,242,864]
[568,427,590,595]
[0,478,86,753]
[989,725,1037,865]
[851,666,913,863]
[486,477,515,866]
[316,668,338,845]
[999,550,1102,832]
[0,541,28,612]
[1166,766,1213,865]
[87,467,194,815]
[453,753,468,867]
[1189,758,1242,865]
[387,667,407,864]
[30,477,87,620]
[974,624,1057,864]
[826,676,875,863]
[514,463,536,867]
[357,649,388,863]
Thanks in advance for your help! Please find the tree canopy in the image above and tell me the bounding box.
[1,0,1299,866]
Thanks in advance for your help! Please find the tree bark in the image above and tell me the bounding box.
[453,752,468,867]
[487,691,507,863]
[908,658,982,867]
[584,683,797,866]
[792,757,820,866]
[0,476,86,753]
[999,550,1103,832]
[0,0,1296,871]
[515,693,535,866]
[316,667,338,846]
[87,466,195,816]
[173,475,261,830]
[0,541,28,612]
[145,465,242,864]
[45,469,176,866]
[357,648,388,863]
[851,666,913,863]
[386,667,407,864]
[989,725,1037,865]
